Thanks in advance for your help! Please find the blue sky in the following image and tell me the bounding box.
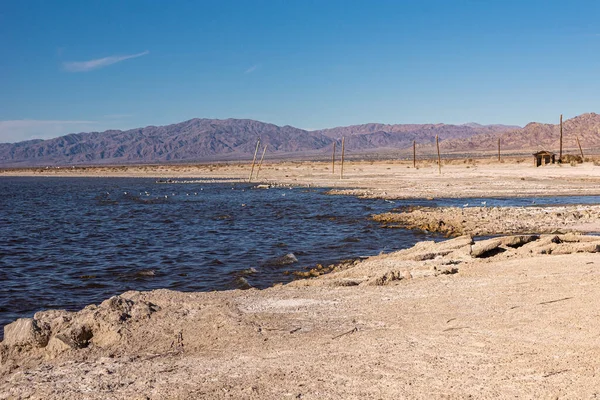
[1,0,600,142]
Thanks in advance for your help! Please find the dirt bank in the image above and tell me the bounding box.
[2,234,600,399]
[374,204,600,236]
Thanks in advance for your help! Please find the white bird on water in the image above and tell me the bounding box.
[463,203,469,207]
[481,201,487,206]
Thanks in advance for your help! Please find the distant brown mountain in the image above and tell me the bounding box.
[316,123,519,152]
[0,118,523,166]
[440,113,600,155]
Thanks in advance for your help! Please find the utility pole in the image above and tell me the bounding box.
[248,139,260,182]
[559,114,563,163]
[331,142,336,174]
[436,135,441,174]
[498,138,501,162]
[340,137,345,179]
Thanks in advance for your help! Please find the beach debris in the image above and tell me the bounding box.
[332,327,358,340]
[543,369,570,378]
[443,326,469,332]
[538,297,573,306]
[170,331,184,351]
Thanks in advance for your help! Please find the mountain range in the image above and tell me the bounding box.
[0,113,598,166]
[440,113,600,155]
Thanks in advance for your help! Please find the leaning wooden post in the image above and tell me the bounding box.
[331,141,336,174]
[248,139,260,182]
[413,140,416,168]
[498,138,501,162]
[576,136,584,161]
[436,135,441,174]
[559,114,563,163]
[256,144,268,179]
[340,136,345,179]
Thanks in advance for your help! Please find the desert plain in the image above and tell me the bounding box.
[2,157,600,399]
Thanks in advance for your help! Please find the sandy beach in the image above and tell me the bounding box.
[2,159,600,399]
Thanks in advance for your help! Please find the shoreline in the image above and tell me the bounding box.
[3,233,600,398]
[3,159,600,398]
[373,204,600,236]
[3,158,600,200]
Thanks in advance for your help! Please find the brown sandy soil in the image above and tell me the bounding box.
[374,204,600,236]
[2,234,600,399]
[3,158,600,199]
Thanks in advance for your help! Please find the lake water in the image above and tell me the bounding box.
[1,177,599,336]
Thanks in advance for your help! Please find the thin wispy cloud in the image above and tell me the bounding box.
[63,51,149,72]
[0,120,98,143]
[103,113,134,119]
[244,64,259,74]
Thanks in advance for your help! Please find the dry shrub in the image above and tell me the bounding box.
[562,154,583,164]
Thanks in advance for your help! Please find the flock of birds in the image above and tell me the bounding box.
[106,188,538,207]
[102,185,293,202]
[463,201,487,207]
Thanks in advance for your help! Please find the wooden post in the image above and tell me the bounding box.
[436,135,441,174]
[340,136,345,179]
[559,114,563,163]
[577,136,584,161]
[413,140,416,168]
[256,144,268,179]
[248,139,260,182]
[331,142,336,174]
[498,138,501,162]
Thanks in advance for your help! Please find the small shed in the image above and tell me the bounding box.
[533,151,556,167]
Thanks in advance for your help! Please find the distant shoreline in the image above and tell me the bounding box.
[3,158,600,199]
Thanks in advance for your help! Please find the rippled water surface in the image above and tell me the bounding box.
[1,177,599,335]
[0,177,434,333]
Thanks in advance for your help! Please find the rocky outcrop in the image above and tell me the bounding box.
[1,293,161,361]
[373,205,600,236]
[289,234,600,288]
